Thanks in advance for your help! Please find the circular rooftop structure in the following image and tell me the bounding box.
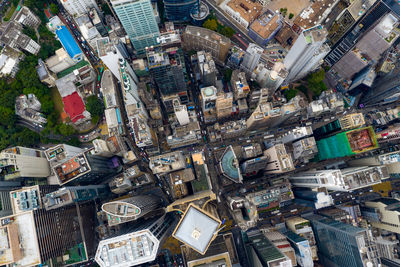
[190,1,209,23]
[204,87,215,97]
[101,201,141,218]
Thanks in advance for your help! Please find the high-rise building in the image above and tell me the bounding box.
[101,194,163,226]
[283,26,329,83]
[111,0,160,53]
[0,201,97,266]
[147,46,187,96]
[182,26,231,63]
[293,189,334,210]
[200,86,218,123]
[95,213,176,267]
[280,229,314,267]
[289,166,389,191]
[363,198,400,234]
[42,185,109,210]
[241,155,270,176]
[325,0,398,67]
[264,231,296,266]
[9,185,59,214]
[0,146,50,180]
[244,229,293,267]
[216,92,233,119]
[231,70,250,100]
[263,144,295,174]
[197,51,217,87]
[360,71,400,107]
[96,37,138,83]
[304,214,378,267]
[316,126,379,160]
[173,204,221,255]
[241,43,263,74]
[60,0,99,16]
[149,151,186,174]
[285,217,318,261]
[163,0,199,22]
[52,149,121,186]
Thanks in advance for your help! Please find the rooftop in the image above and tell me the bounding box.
[226,0,263,24]
[346,127,378,153]
[294,0,337,29]
[9,186,41,214]
[149,151,186,174]
[0,212,41,266]
[219,146,243,183]
[185,26,231,45]
[250,10,282,39]
[55,26,82,59]
[62,92,86,123]
[173,204,221,255]
[53,153,91,185]
[95,229,159,267]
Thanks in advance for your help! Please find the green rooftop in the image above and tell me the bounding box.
[57,60,89,78]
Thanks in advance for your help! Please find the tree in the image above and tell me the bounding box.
[85,95,104,118]
[284,89,298,101]
[58,124,76,136]
[49,3,59,15]
[289,13,294,19]
[220,26,235,38]
[0,106,15,127]
[203,19,218,31]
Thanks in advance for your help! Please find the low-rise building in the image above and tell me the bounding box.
[182,26,231,63]
[36,58,56,87]
[292,137,318,163]
[45,48,77,74]
[207,119,247,142]
[15,94,47,126]
[249,10,282,46]
[0,46,24,78]
[75,14,102,50]
[14,6,40,28]
[220,0,263,28]
[231,70,250,100]
[0,21,40,55]
[197,51,216,87]
[149,151,186,175]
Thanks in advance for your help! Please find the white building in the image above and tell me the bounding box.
[0,147,50,180]
[14,6,40,28]
[279,126,313,144]
[252,62,288,90]
[289,166,389,191]
[45,48,76,74]
[173,100,190,126]
[97,37,138,83]
[61,0,100,17]
[241,43,263,74]
[284,26,329,83]
[95,214,175,267]
[75,14,102,49]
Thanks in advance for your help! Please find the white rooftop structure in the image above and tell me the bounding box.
[95,229,159,267]
[172,204,221,255]
[0,211,41,266]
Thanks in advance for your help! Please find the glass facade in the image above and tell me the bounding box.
[113,0,160,53]
[306,214,372,267]
[164,0,199,22]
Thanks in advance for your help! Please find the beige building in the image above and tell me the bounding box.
[231,70,250,100]
[264,144,294,174]
[0,147,50,180]
[45,48,76,74]
[183,26,231,63]
[216,92,233,119]
[220,0,263,28]
[286,217,318,260]
[338,113,365,130]
[363,198,400,234]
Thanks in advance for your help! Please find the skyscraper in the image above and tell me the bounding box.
[95,213,176,267]
[283,25,329,83]
[60,0,100,16]
[0,146,50,180]
[101,194,163,226]
[304,214,378,267]
[147,46,187,96]
[111,0,160,53]
[163,0,199,22]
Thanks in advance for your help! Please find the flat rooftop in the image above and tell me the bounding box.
[250,11,281,39]
[149,151,185,174]
[346,127,378,153]
[53,153,91,185]
[95,229,159,267]
[294,0,337,29]
[9,186,41,214]
[226,0,263,24]
[173,204,221,255]
[0,212,41,266]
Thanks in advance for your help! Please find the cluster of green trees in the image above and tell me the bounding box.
[307,68,328,98]
[0,0,83,150]
[203,18,235,38]
[284,89,298,101]
[86,95,105,124]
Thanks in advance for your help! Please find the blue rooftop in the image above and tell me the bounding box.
[220,146,242,183]
[56,26,82,60]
